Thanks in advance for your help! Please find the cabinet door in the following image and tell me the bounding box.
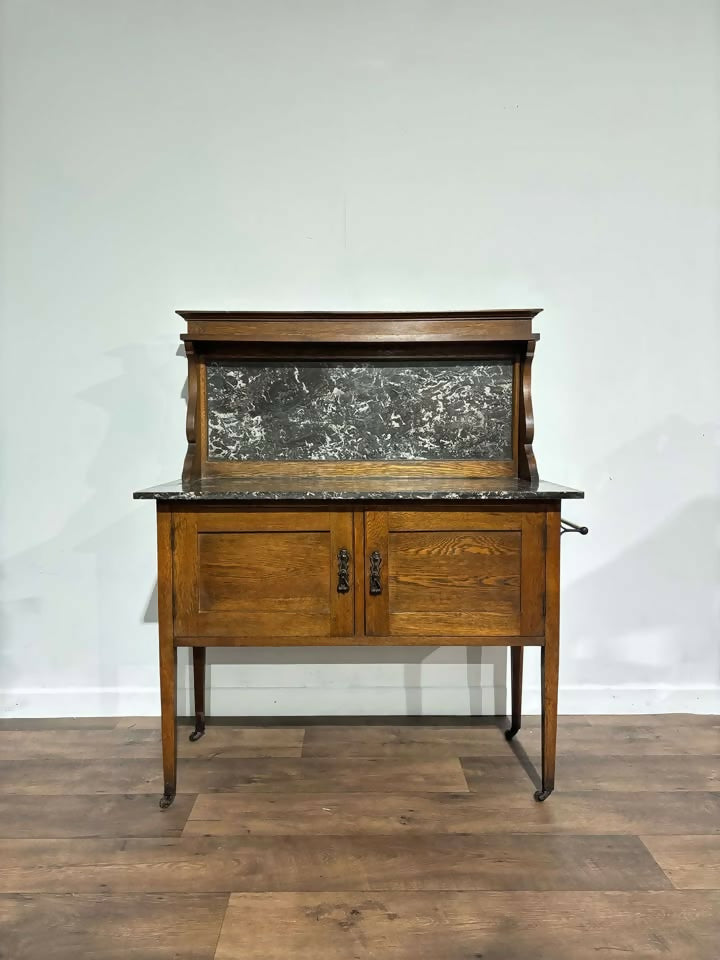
[364,509,545,638]
[173,508,354,638]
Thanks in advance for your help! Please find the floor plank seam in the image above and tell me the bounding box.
[211,894,232,960]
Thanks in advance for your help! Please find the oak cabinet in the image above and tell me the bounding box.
[169,505,547,644]
[135,309,585,809]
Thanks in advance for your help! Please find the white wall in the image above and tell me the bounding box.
[1,0,719,717]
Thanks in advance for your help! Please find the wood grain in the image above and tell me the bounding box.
[0,729,162,759]
[193,339,528,361]
[215,890,720,960]
[115,717,163,729]
[0,893,228,960]
[0,794,196,839]
[557,720,720,756]
[364,509,389,635]
[587,714,718,727]
[185,790,720,837]
[520,510,546,635]
[191,646,206,732]
[389,531,521,569]
[364,508,546,639]
[539,506,560,795]
[518,338,538,482]
[0,728,304,759]
[198,532,330,592]
[173,508,354,639]
[179,728,305,759]
[386,610,524,637]
[0,834,670,894]
[641,836,720,889]
[0,757,468,795]
[509,645,523,733]
[175,632,545,647]
[182,340,201,482]
[484,716,720,756]
[202,458,517,479]
[301,725,512,758]
[0,718,120,730]
[157,503,177,802]
[387,509,537,530]
[352,509,365,637]
[181,317,535,343]
[462,755,720,793]
[387,575,520,612]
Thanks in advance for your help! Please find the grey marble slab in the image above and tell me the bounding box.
[134,477,584,502]
[205,360,513,462]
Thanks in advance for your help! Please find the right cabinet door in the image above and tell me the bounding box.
[364,508,545,638]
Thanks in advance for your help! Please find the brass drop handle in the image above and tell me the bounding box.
[337,548,350,594]
[369,550,382,595]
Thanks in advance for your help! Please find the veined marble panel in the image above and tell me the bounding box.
[205,360,513,462]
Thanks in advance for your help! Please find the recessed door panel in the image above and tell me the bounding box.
[173,508,354,638]
[365,509,545,638]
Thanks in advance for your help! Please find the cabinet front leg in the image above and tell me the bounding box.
[189,646,206,742]
[535,640,558,801]
[159,640,177,809]
[505,646,523,740]
[535,508,561,802]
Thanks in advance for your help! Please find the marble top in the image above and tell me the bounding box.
[133,476,584,502]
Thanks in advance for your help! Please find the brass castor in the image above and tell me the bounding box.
[189,712,206,742]
[534,788,553,802]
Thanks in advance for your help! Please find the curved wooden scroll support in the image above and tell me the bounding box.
[182,342,200,482]
[517,339,539,483]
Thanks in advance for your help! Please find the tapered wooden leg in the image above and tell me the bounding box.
[505,646,523,740]
[189,647,206,742]
[159,640,177,808]
[157,504,177,809]
[535,507,560,802]
[535,642,558,801]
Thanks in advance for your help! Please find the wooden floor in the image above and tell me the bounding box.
[0,715,718,959]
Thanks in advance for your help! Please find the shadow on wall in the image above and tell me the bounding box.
[561,415,720,690]
[191,645,505,718]
[564,495,720,687]
[0,339,183,715]
[145,590,507,717]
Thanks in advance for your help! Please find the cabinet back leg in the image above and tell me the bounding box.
[189,646,206,742]
[505,646,523,740]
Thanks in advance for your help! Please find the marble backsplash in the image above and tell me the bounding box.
[205,359,513,462]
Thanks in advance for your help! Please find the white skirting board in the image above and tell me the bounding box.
[1,684,719,718]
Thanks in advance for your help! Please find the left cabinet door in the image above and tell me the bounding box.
[172,507,354,639]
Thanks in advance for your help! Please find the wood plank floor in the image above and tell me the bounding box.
[0,715,718,959]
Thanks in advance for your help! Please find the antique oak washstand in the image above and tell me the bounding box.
[134,310,584,808]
